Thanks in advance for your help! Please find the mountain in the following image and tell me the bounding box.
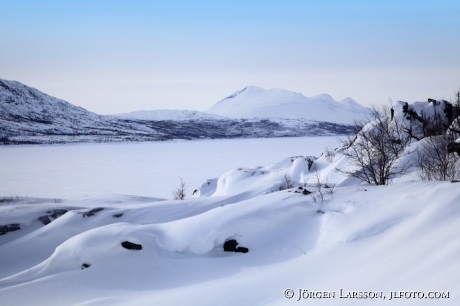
[0,78,165,143]
[206,86,370,124]
[0,79,357,145]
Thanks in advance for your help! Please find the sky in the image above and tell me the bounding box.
[1,0,459,114]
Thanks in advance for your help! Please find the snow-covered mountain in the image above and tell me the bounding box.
[0,78,165,143]
[207,86,371,124]
[0,79,356,144]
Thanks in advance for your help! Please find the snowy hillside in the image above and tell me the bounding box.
[207,86,371,124]
[0,78,164,143]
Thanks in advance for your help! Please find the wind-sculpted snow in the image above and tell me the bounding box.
[1,148,460,305]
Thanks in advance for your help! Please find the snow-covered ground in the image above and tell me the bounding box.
[1,136,459,306]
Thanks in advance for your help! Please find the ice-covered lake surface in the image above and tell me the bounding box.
[0,136,341,200]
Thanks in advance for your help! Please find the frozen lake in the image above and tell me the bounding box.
[0,137,341,199]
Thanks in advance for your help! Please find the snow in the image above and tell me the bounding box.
[1,178,459,305]
[207,86,371,124]
[1,115,460,305]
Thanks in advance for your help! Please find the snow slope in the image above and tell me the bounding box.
[1,138,459,305]
[207,86,371,124]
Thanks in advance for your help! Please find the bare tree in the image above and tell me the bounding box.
[337,104,413,185]
[278,174,294,191]
[448,90,460,137]
[416,135,460,181]
[172,178,186,200]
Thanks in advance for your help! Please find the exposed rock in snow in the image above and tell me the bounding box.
[121,241,142,250]
[223,239,249,253]
[0,224,20,236]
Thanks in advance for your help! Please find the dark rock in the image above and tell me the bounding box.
[38,215,51,225]
[303,189,311,195]
[223,239,249,253]
[121,241,142,250]
[451,180,460,183]
[39,209,69,225]
[81,263,91,269]
[223,239,238,251]
[316,209,325,214]
[235,247,249,253]
[112,213,124,218]
[48,209,68,219]
[307,159,314,171]
[0,224,21,235]
[447,142,460,154]
[298,187,303,190]
[83,207,104,218]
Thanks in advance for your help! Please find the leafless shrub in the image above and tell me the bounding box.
[324,181,336,196]
[0,195,18,203]
[416,135,460,181]
[172,178,187,200]
[324,147,336,163]
[337,104,413,185]
[312,172,325,202]
[278,174,294,191]
[309,173,336,203]
[54,198,63,203]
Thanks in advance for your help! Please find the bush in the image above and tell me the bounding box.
[324,147,336,163]
[337,104,413,185]
[416,135,460,181]
[172,178,186,200]
[278,174,294,191]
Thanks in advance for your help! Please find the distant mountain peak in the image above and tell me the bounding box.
[207,86,370,124]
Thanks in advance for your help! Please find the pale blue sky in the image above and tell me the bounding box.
[1,0,459,114]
